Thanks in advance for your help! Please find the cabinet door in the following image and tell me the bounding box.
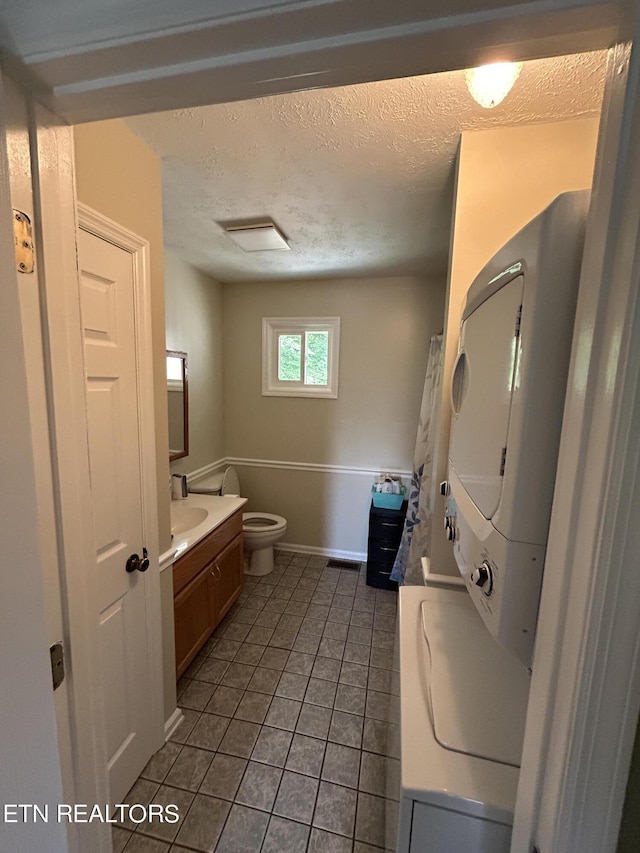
[173,510,243,596]
[214,534,244,623]
[174,564,217,678]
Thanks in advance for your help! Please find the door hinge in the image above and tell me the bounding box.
[515,304,523,338]
[50,642,65,691]
[500,446,507,476]
[13,209,35,274]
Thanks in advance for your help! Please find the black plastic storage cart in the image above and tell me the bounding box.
[366,499,407,590]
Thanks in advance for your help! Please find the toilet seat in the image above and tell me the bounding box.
[189,468,287,576]
[243,512,286,533]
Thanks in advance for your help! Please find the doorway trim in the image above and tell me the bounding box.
[511,38,640,852]
[6,13,639,850]
[27,97,166,852]
[77,201,165,766]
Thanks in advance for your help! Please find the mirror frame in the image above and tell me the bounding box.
[167,349,189,461]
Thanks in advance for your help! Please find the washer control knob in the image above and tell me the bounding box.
[470,561,493,594]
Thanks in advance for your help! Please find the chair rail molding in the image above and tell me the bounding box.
[225,456,412,479]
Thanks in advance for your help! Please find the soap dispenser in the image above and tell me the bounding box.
[171,473,188,500]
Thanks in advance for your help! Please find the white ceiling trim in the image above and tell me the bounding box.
[0,0,622,123]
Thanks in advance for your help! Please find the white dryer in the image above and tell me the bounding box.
[447,190,589,667]
[391,584,530,853]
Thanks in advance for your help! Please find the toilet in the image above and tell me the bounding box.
[189,466,287,577]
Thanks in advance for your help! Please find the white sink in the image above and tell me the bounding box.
[171,504,209,536]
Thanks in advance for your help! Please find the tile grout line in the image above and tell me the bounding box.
[252,564,347,848]
[225,559,344,850]
[128,552,396,852]
[176,558,326,851]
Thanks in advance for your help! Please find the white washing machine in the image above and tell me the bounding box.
[390,583,530,853]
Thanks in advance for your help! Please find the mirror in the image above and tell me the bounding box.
[167,350,189,461]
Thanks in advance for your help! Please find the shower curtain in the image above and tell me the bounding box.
[391,334,443,586]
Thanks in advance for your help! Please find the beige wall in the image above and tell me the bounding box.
[223,276,445,554]
[165,251,225,475]
[73,119,175,721]
[431,116,601,573]
[74,119,171,553]
[235,465,385,557]
[224,276,444,465]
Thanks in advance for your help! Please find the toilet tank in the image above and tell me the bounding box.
[189,466,241,496]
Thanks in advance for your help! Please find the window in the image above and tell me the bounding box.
[262,317,340,398]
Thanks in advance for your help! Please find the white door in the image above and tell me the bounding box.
[77,227,155,801]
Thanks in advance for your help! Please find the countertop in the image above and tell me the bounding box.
[171,494,247,561]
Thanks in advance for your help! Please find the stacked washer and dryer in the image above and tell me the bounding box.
[391,192,590,852]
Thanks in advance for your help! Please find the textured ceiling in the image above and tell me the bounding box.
[126,51,606,283]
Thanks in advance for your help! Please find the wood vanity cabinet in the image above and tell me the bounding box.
[173,509,244,678]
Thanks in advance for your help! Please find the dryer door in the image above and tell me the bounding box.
[449,276,523,520]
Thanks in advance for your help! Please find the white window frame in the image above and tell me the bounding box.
[262,316,340,398]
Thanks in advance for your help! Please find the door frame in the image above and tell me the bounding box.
[27,99,110,853]
[0,70,70,853]
[4,14,640,853]
[24,105,165,851]
[512,38,640,852]
[77,201,165,770]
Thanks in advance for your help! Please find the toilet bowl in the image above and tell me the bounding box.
[242,512,288,576]
[188,467,287,576]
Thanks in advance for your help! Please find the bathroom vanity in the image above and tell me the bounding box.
[171,496,246,677]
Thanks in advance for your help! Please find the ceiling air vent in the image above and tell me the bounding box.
[223,221,290,252]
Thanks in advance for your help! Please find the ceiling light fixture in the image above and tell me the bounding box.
[223,221,290,252]
[465,62,523,109]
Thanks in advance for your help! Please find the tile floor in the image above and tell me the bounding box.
[113,551,399,853]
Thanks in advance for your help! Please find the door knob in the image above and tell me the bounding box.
[126,547,150,573]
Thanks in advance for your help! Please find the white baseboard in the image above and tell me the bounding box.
[164,707,184,741]
[278,542,367,562]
